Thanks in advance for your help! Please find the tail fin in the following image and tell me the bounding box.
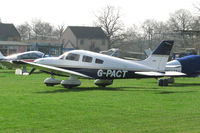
[0,51,5,59]
[137,40,174,72]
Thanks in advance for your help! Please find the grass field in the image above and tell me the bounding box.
[0,69,200,133]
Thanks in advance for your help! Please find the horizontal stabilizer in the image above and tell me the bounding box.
[135,71,186,77]
[165,65,181,68]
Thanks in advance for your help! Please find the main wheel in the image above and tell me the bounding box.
[45,83,55,87]
[167,77,174,84]
[158,79,168,86]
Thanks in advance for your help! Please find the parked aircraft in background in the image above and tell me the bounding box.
[0,51,44,61]
[164,55,200,84]
[12,40,185,88]
[0,51,44,74]
[134,47,200,86]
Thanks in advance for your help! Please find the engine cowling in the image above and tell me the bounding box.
[94,79,113,87]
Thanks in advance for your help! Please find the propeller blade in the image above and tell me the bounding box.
[29,68,36,75]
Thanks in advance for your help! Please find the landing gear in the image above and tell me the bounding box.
[61,75,81,88]
[167,77,174,84]
[44,75,62,86]
[158,79,168,86]
[94,79,113,87]
[44,75,81,88]
[158,77,175,86]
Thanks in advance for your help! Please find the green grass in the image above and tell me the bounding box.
[0,69,200,133]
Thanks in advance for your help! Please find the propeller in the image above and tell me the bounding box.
[29,68,36,75]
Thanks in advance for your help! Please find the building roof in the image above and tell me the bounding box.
[0,23,20,38]
[0,41,30,46]
[68,26,108,39]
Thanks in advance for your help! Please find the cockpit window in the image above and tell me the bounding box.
[59,55,65,59]
[82,55,93,63]
[95,58,104,64]
[65,53,80,61]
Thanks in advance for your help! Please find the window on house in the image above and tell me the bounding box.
[95,58,104,64]
[80,39,84,45]
[102,40,105,45]
[65,53,80,61]
[82,55,93,63]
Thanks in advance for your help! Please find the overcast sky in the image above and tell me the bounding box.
[0,0,198,27]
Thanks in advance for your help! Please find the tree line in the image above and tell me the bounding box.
[16,4,200,53]
[17,19,65,41]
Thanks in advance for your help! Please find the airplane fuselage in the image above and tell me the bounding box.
[34,50,165,79]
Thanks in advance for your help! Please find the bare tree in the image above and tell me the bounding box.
[16,22,32,40]
[168,9,193,47]
[168,9,193,31]
[141,19,158,49]
[193,2,200,12]
[94,6,124,49]
[32,19,53,40]
[122,25,144,52]
[53,24,65,39]
[193,2,200,30]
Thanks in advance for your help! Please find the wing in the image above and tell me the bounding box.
[135,71,186,77]
[12,60,92,78]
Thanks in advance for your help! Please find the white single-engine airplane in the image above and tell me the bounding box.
[12,40,185,88]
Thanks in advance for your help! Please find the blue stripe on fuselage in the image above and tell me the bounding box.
[177,55,200,77]
[56,67,159,79]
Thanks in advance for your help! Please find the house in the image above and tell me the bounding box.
[0,23,20,41]
[0,23,30,56]
[0,41,30,56]
[60,26,108,52]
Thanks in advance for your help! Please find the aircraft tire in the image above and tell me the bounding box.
[167,77,174,84]
[62,84,79,89]
[97,85,106,88]
[94,79,113,87]
[45,83,55,87]
[158,79,168,86]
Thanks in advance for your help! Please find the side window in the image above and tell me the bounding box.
[95,58,104,64]
[19,54,30,59]
[30,53,41,59]
[65,53,80,61]
[80,39,84,45]
[82,55,93,63]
